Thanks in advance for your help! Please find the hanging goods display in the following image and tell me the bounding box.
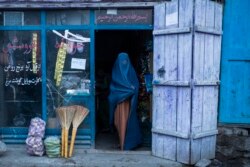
[52,30,91,87]
[32,33,38,74]
[54,42,67,86]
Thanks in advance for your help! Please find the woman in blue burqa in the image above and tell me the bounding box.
[109,52,142,150]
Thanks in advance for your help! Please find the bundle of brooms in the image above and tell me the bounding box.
[56,105,89,158]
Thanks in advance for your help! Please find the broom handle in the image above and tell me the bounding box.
[61,127,65,157]
[65,128,69,158]
[69,128,77,157]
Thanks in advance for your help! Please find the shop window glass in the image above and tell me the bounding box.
[0,11,41,26]
[0,30,42,127]
[46,10,90,25]
[46,30,90,129]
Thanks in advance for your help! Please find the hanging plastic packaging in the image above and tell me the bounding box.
[54,42,67,86]
[32,33,38,74]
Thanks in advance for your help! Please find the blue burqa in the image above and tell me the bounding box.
[108,52,142,150]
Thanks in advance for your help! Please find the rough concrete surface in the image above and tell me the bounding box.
[0,141,7,156]
[0,145,184,167]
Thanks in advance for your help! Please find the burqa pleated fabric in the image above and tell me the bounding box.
[108,52,142,150]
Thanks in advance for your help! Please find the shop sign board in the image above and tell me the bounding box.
[95,9,153,25]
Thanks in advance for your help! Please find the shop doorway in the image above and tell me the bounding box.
[95,30,153,151]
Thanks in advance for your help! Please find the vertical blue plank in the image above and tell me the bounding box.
[163,0,178,161]
[90,10,95,147]
[41,11,47,122]
[219,0,250,124]
[152,2,166,158]
[177,0,193,163]
[192,0,206,162]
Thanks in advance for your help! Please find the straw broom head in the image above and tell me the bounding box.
[56,106,67,157]
[69,105,89,157]
[57,106,68,127]
[64,106,76,158]
[72,105,89,129]
[56,107,65,127]
[64,106,76,129]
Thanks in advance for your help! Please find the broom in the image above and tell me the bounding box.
[64,106,76,158]
[69,105,89,157]
[56,107,66,157]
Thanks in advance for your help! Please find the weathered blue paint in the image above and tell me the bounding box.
[219,0,250,123]
[0,9,153,145]
[0,11,94,143]
[41,11,47,122]
[45,25,90,30]
[0,17,44,140]
[90,10,96,147]
[0,26,42,30]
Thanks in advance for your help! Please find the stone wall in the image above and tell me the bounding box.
[216,127,250,167]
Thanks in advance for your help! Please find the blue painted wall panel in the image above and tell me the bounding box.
[0,9,153,144]
[219,0,250,123]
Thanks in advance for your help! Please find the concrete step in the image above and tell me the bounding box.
[0,145,184,167]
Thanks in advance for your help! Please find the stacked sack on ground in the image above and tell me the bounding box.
[25,117,46,156]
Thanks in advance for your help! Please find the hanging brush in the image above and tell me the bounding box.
[69,105,89,157]
[56,107,66,157]
[64,106,76,158]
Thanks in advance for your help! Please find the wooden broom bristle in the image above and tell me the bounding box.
[72,105,89,129]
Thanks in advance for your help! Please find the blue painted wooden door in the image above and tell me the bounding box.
[152,0,222,165]
[219,0,250,123]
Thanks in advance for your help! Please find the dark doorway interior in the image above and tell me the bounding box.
[95,30,153,151]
